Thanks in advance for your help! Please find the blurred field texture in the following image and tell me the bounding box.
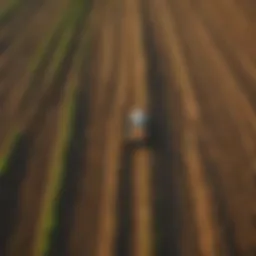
[0,0,256,255]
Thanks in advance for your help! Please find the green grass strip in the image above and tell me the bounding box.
[28,5,74,73]
[0,130,20,174]
[34,79,78,256]
[42,21,76,86]
[0,0,79,176]
[34,44,89,256]
[0,12,66,176]
[36,19,93,256]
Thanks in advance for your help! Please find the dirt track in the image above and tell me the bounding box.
[0,0,256,255]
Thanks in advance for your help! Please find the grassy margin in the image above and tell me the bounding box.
[0,0,81,176]
[31,4,93,255]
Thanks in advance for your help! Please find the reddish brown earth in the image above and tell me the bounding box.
[0,0,256,255]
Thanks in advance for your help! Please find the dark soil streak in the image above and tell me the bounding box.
[0,134,30,255]
[0,0,25,27]
[142,4,183,255]
[45,6,95,253]
[0,0,45,51]
[114,145,133,256]
[47,80,91,256]
[16,24,66,111]
[198,137,241,256]
[0,24,64,116]
[46,43,93,256]
[18,17,82,137]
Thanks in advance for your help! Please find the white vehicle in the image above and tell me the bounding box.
[125,108,149,145]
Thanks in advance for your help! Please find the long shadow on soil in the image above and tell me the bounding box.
[147,62,182,256]
[0,134,30,255]
[142,6,183,256]
[114,144,133,256]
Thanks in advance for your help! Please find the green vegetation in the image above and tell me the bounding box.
[0,0,93,252]
[44,30,92,255]
[34,78,78,256]
[0,0,84,176]
[0,130,20,175]
[0,14,64,175]
[35,31,91,256]
[28,1,93,255]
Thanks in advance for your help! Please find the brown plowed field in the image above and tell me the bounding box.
[0,0,256,255]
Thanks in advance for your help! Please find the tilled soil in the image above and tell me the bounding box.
[0,0,256,255]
